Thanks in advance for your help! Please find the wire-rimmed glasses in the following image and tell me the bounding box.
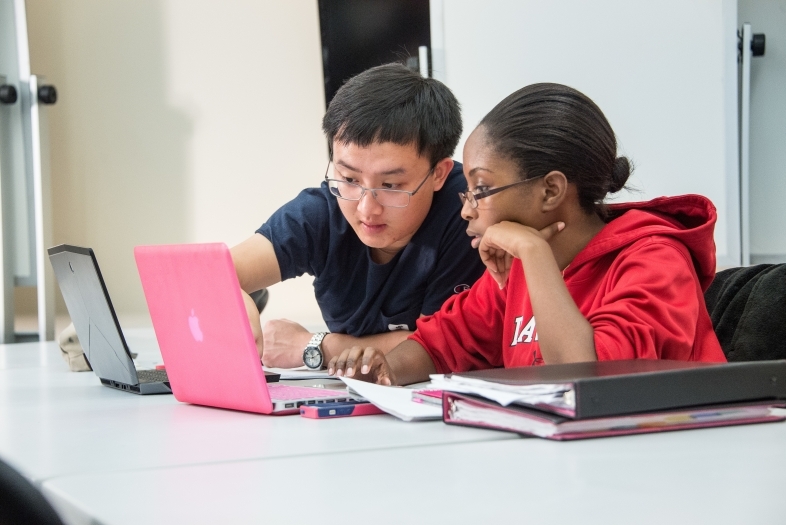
[458,174,546,209]
[324,162,435,208]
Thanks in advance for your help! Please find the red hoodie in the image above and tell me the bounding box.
[411,195,726,373]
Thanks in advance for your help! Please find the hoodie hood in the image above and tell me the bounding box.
[567,195,717,290]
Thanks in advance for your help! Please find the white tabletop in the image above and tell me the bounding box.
[0,337,513,485]
[4,335,786,524]
[41,418,786,525]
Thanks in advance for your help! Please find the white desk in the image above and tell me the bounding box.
[42,421,786,525]
[3,337,786,524]
[0,337,514,483]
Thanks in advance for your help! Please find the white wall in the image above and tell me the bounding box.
[739,0,786,262]
[23,1,770,331]
[434,0,740,267]
[25,0,327,327]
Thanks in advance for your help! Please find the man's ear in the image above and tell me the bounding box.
[541,171,568,212]
[430,157,454,191]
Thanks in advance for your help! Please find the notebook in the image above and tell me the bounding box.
[443,392,786,440]
[437,360,786,440]
[433,359,786,419]
[48,245,171,395]
[134,242,350,414]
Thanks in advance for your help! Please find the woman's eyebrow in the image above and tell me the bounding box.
[467,167,493,177]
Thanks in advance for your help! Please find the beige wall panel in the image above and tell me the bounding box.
[26,0,327,328]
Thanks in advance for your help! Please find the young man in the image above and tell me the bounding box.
[231,63,486,369]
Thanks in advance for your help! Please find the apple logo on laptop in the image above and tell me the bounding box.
[188,309,203,342]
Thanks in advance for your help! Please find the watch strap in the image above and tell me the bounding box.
[307,332,328,350]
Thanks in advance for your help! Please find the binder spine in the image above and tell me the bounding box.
[575,362,786,419]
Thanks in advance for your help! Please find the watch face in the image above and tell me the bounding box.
[303,346,323,369]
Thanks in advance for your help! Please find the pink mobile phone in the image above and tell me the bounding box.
[300,402,384,419]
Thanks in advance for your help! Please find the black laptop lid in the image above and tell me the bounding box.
[48,245,138,386]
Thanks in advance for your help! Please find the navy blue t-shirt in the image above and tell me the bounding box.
[257,162,486,337]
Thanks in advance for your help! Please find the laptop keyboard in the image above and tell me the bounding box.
[268,383,344,401]
[137,369,169,384]
[134,370,343,400]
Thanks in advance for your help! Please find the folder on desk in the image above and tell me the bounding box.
[438,359,786,440]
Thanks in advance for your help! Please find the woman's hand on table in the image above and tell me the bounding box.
[328,346,397,386]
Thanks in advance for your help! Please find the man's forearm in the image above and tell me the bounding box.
[321,330,412,362]
[241,290,264,356]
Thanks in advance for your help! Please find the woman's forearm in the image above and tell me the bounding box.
[386,340,438,385]
[520,244,597,364]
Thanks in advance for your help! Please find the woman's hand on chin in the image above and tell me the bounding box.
[479,221,565,288]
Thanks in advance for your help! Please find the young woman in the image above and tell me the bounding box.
[328,83,726,385]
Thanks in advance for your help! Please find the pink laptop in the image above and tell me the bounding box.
[134,243,350,414]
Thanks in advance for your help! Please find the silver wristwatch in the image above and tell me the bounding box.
[303,332,328,370]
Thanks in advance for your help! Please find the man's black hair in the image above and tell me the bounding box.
[322,63,462,166]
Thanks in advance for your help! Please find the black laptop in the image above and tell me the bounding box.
[48,245,172,395]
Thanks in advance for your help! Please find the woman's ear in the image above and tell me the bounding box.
[541,171,568,212]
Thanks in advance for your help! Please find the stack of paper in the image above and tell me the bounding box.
[437,360,786,440]
[339,377,441,421]
[430,374,574,413]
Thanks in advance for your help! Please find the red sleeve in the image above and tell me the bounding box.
[589,238,718,361]
[409,271,506,374]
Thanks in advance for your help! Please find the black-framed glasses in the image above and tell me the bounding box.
[458,175,545,209]
[324,162,435,208]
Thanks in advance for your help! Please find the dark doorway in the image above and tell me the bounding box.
[318,0,430,108]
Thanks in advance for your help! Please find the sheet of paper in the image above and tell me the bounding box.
[339,377,442,422]
[429,374,573,408]
[263,366,335,380]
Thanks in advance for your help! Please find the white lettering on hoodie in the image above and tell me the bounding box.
[511,315,538,346]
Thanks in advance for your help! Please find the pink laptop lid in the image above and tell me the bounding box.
[134,243,273,414]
